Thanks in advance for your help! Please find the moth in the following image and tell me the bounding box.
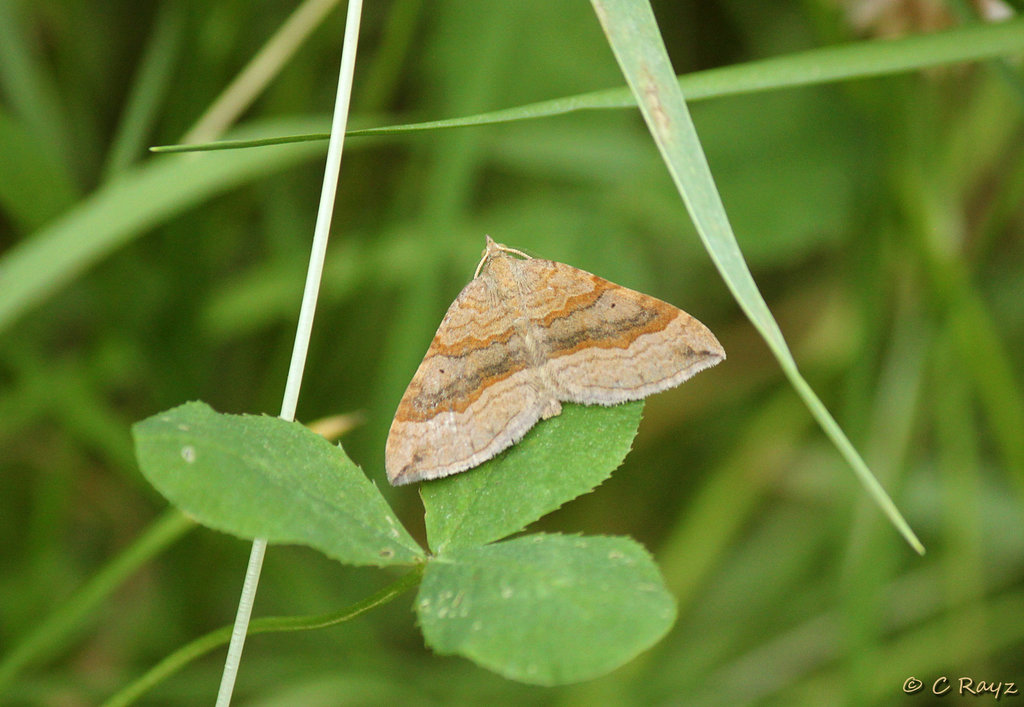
[385,237,724,485]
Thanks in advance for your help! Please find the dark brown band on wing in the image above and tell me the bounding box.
[397,335,532,421]
[396,274,682,422]
[541,282,680,357]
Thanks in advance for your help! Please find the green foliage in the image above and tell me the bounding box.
[0,117,329,332]
[2,0,1024,704]
[132,402,423,566]
[130,399,662,687]
[597,0,924,552]
[418,534,675,685]
[422,402,643,552]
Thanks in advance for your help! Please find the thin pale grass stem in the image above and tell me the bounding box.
[214,1,365,704]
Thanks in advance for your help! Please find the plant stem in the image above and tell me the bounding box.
[214,1,365,704]
[103,567,423,707]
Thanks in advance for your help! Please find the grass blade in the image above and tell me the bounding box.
[102,3,187,178]
[0,510,194,695]
[0,116,329,334]
[591,0,924,553]
[102,567,423,707]
[149,18,1024,152]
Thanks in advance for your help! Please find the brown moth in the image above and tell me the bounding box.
[385,237,724,485]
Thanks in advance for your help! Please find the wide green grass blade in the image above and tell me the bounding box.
[0,116,329,334]
[590,0,924,553]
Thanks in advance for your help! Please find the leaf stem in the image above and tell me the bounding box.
[103,567,423,707]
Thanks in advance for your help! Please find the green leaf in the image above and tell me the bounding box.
[132,401,424,566]
[417,533,675,685]
[420,401,643,553]
[590,0,924,554]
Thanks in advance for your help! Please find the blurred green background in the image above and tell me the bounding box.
[2,0,1023,704]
